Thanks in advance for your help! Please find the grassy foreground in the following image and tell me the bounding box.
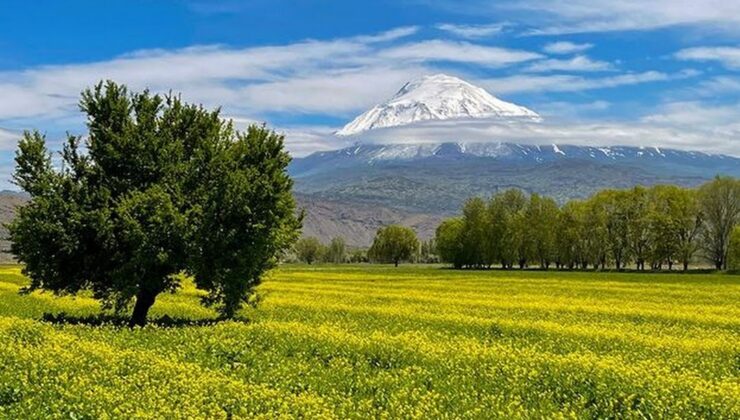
[0,265,738,419]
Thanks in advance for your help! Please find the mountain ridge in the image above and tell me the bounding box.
[292,141,740,178]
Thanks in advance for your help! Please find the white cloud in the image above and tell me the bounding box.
[238,66,429,114]
[526,55,613,72]
[641,101,740,126]
[279,127,351,157]
[535,100,610,118]
[341,111,740,156]
[422,0,740,34]
[675,46,740,69]
[542,41,593,54]
[227,119,344,157]
[436,23,507,39]
[378,40,542,67]
[694,76,740,96]
[351,26,420,43]
[481,70,691,94]
[0,128,20,151]
[524,0,740,34]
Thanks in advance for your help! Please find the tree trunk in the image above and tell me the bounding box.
[394,260,399,267]
[129,288,158,328]
[683,260,689,271]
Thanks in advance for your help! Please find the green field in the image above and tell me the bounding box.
[0,265,738,419]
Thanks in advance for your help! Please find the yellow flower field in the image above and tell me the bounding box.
[0,264,738,418]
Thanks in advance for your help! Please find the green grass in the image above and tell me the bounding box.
[0,264,738,418]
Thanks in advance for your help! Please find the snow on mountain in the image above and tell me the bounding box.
[291,142,740,175]
[336,74,541,136]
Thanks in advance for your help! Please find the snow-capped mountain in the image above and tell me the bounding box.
[292,142,739,168]
[336,74,540,136]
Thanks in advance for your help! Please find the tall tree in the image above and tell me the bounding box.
[648,185,701,270]
[493,189,527,269]
[698,177,740,270]
[461,197,488,268]
[583,197,609,269]
[626,187,651,271]
[526,194,560,269]
[595,190,631,270]
[325,237,347,263]
[369,225,419,267]
[436,218,465,268]
[9,81,301,326]
[728,226,740,271]
[557,200,587,269]
[418,239,438,263]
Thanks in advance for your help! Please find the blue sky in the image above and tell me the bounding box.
[1,0,740,183]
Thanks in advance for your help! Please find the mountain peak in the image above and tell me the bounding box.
[336,74,540,136]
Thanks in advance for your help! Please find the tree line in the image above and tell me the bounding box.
[294,228,437,266]
[435,177,740,271]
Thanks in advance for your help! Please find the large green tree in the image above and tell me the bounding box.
[9,81,301,326]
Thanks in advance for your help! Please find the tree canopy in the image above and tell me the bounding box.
[699,176,740,270]
[368,225,419,267]
[9,81,301,326]
[294,237,324,264]
[728,226,740,271]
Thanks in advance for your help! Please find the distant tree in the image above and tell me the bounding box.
[436,218,464,268]
[490,189,526,269]
[513,207,533,269]
[557,200,586,269]
[418,239,438,263]
[583,197,609,269]
[461,197,488,268]
[698,177,740,270]
[526,194,560,269]
[325,237,347,263]
[369,225,419,267]
[348,248,368,263]
[594,190,631,270]
[673,189,703,271]
[294,237,324,264]
[9,81,300,326]
[728,226,740,271]
[626,186,651,270]
[648,185,702,270]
